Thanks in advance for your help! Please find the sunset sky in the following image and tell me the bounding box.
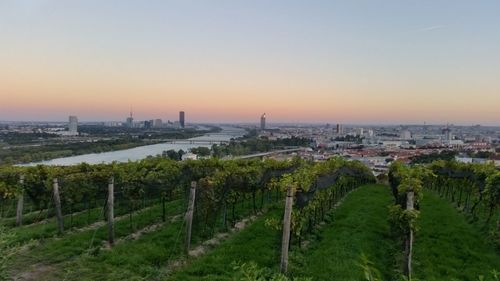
[0,1,499,125]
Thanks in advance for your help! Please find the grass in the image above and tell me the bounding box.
[50,217,187,281]
[289,184,398,281]
[7,184,499,281]
[1,197,181,246]
[413,191,500,281]
[7,192,281,280]
[168,205,283,281]
[7,198,184,275]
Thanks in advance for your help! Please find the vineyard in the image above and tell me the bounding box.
[0,157,499,280]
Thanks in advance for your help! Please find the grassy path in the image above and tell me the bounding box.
[413,191,500,281]
[167,206,283,281]
[8,200,183,279]
[289,184,397,281]
[9,196,279,280]
[169,184,393,281]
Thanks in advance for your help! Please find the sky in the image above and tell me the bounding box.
[0,0,499,125]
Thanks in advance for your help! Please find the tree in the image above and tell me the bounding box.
[164,149,181,161]
[191,147,211,157]
[485,172,500,227]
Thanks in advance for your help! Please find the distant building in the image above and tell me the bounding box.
[442,127,453,141]
[367,129,374,138]
[179,111,185,128]
[172,121,181,128]
[144,120,154,129]
[400,130,412,140]
[154,119,162,128]
[260,113,266,130]
[126,110,134,128]
[68,116,78,135]
[336,123,343,134]
[182,152,197,161]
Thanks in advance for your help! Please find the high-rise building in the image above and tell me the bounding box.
[179,111,185,128]
[68,116,78,134]
[336,123,343,134]
[126,110,134,128]
[260,113,266,130]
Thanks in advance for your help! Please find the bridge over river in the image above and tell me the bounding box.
[161,139,230,145]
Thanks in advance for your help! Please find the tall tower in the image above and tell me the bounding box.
[126,109,134,128]
[260,113,266,130]
[336,123,343,134]
[179,111,185,128]
[68,116,78,134]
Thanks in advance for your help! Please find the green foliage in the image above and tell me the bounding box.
[271,158,376,244]
[290,185,398,281]
[211,137,311,157]
[467,151,495,159]
[163,149,184,160]
[358,253,383,281]
[232,262,312,281]
[410,150,458,164]
[0,227,18,281]
[485,172,500,219]
[0,166,22,199]
[190,146,211,157]
[413,191,500,280]
[425,160,499,247]
[388,205,420,235]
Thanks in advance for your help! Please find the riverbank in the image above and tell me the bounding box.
[16,127,245,166]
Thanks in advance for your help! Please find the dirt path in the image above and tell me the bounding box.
[12,264,56,281]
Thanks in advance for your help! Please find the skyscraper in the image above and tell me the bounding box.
[68,115,78,134]
[179,111,185,128]
[336,123,343,134]
[126,109,134,128]
[260,113,266,130]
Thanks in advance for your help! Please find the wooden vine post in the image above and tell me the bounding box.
[404,190,415,279]
[15,175,25,227]
[53,178,64,234]
[107,177,115,245]
[280,185,294,273]
[185,181,197,254]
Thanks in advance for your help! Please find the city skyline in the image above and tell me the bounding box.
[1,1,499,125]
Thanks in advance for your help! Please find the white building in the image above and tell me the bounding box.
[367,129,374,138]
[68,116,78,135]
[400,130,412,140]
[182,153,198,161]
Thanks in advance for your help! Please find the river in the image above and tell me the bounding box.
[22,126,246,166]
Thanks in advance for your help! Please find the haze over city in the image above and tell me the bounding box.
[1,1,499,125]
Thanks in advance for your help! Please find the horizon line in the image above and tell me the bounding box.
[1,119,499,127]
